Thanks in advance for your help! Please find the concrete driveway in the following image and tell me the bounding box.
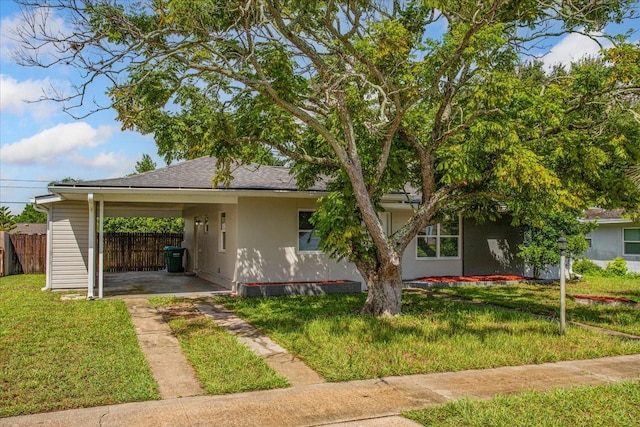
[103,271,231,297]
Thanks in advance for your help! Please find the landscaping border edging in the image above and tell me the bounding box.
[237,281,362,297]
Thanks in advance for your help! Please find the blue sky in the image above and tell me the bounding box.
[0,1,162,214]
[0,2,638,214]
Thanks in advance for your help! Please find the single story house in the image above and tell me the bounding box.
[33,157,525,297]
[581,208,640,272]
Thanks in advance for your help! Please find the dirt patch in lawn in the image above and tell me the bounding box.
[571,294,638,306]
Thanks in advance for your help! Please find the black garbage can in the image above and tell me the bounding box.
[164,246,185,273]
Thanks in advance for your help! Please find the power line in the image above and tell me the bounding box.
[0,179,51,182]
[0,186,48,189]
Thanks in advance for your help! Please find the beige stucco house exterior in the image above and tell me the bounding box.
[34,157,525,297]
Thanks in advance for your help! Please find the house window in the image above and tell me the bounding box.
[298,210,321,252]
[623,228,640,255]
[417,218,460,259]
[219,212,226,252]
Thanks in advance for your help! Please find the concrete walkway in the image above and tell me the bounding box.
[124,299,204,399]
[197,302,325,387]
[2,354,639,426]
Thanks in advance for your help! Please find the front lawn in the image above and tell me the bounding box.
[0,275,159,417]
[216,292,640,382]
[428,274,640,336]
[403,380,640,426]
[149,297,289,394]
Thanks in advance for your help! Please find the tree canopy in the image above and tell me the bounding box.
[130,153,157,175]
[0,206,17,232]
[14,204,47,223]
[14,0,640,315]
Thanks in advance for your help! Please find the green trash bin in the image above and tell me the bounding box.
[164,246,185,273]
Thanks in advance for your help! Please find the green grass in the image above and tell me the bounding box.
[216,293,640,382]
[403,380,640,426]
[0,275,159,417]
[428,275,640,336]
[149,296,289,394]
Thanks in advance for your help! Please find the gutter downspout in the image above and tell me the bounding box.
[33,203,52,291]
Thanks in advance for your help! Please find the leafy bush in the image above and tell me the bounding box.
[573,258,604,275]
[605,257,628,277]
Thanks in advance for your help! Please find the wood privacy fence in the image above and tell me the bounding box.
[103,232,184,272]
[0,233,47,275]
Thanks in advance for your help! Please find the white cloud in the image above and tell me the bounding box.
[542,32,613,71]
[0,74,62,120]
[1,7,71,63]
[0,122,113,165]
[69,151,130,171]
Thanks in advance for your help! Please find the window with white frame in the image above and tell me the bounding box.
[623,228,640,255]
[416,218,460,259]
[298,210,321,252]
[219,212,226,252]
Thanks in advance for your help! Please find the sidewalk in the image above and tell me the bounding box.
[2,354,639,426]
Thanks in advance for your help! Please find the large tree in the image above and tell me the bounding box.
[14,0,640,315]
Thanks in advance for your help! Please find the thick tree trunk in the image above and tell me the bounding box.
[361,264,403,316]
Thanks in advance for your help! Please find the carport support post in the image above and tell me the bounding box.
[98,199,104,299]
[87,193,95,299]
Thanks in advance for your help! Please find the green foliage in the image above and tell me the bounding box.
[50,177,80,186]
[13,204,47,223]
[0,206,16,232]
[130,153,156,175]
[103,217,184,233]
[605,257,629,277]
[573,258,604,275]
[517,212,596,278]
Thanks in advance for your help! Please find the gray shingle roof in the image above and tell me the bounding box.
[583,208,626,221]
[11,223,47,235]
[54,157,327,192]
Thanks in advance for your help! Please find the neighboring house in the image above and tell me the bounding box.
[34,157,525,297]
[580,208,640,273]
[11,223,47,235]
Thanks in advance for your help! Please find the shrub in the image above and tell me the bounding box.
[605,257,628,277]
[573,258,603,275]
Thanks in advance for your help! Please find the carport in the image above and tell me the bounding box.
[103,271,231,297]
